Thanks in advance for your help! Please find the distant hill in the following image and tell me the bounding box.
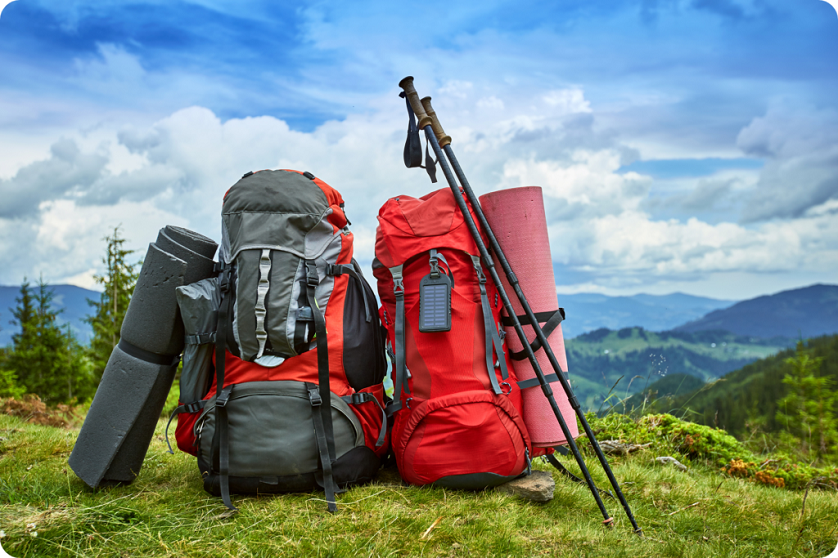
[628,334,838,437]
[564,326,791,411]
[557,292,734,338]
[675,284,838,339]
[0,285,98,346]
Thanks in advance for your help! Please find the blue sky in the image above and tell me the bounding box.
[0,0,837,299]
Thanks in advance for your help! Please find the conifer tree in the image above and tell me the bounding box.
[86,227,138,382]
[776,341,838,460]
[6,278,93,403]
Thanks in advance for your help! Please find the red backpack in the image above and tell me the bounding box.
[168,170,389,511]
[373,187,532,487]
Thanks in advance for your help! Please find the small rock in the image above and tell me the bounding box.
[496,470,555,502]
[655,456,688,472]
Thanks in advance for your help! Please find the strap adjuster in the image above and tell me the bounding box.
[348,393,367,405]
[216,385,234,409]
[184,401,204,413]
[308,387,322,407]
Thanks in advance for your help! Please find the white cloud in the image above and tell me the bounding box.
[737,102,838,222]
[1,85,835,300]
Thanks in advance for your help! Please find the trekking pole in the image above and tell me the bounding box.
[398,77,616,529]
[414,87,643,536]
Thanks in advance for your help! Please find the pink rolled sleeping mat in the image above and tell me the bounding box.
[479,186,578,447]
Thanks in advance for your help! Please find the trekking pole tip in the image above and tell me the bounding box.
[399,76,432,129]
[420,96,452,148]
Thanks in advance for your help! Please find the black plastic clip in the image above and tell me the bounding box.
[308,386,322,407]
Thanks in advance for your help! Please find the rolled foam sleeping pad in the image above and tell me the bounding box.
[479,186,578,447]
[69,226,218,488]
[68,345,179,487]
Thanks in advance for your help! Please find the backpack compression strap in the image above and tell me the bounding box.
[341,393,387,447]
[387,265,411,416]
[212,264,236,511]
[470,255,509,395]
[304,260,339,513]
[501,309,565,361]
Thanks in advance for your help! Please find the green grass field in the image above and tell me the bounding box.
[1,412,837,557]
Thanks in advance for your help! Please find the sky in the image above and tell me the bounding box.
[0,0,836,300]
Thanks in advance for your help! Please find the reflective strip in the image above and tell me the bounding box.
[254,249,272,359]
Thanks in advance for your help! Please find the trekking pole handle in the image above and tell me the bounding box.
[420,96,452,148]
[399,76,433,129]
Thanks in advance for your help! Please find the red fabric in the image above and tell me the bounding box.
[394,391,529,485]
[374,187,531,485]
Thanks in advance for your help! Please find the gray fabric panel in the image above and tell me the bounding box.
[120,243,188,356]
[233,250,260,361]
[223,212,323,260]
[222,170,328,218]
[68,345,174,488]
[432,472,519,490]
[264,251,301,356]
[176,277,219,403]
[155,228,216,286]
[196,381,363,478]
[304,217,340,261]
[162,225,218,260]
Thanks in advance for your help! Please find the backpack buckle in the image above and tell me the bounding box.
[308,387,322,407]
[305,261,320,288]
[348,393,367,405]
[216,385,234,408]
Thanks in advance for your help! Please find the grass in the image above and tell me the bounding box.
[1,412,838,557]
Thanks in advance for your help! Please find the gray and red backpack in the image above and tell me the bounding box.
[168,169,388,511]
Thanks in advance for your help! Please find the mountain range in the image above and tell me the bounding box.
[1,282,836,351]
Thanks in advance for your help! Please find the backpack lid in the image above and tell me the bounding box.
[375,187,485,268]
[221,169,347,262]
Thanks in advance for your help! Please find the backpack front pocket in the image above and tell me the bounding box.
[394,390,531,488]
[196,380,364,480]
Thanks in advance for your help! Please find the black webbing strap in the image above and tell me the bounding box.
[503,309,565,361]
[471,256,505,395]
[184,332,216,345]
[307,383,337,512]
[516,372,569,390]
[117,339,180,367]
[545,452,615,500]
[164,400,206,454]
[216,384,234,506]
[305,260,338,513]
[212,267,236,511]
[326,264,371,322]
[399,92,437,182]
[388,265,409,416]
[341,393,387,447]
[400,92,423,168]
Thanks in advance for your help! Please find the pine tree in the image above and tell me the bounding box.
[5,278,93,403]
[86,227,139,382]
[775,341,838,460]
